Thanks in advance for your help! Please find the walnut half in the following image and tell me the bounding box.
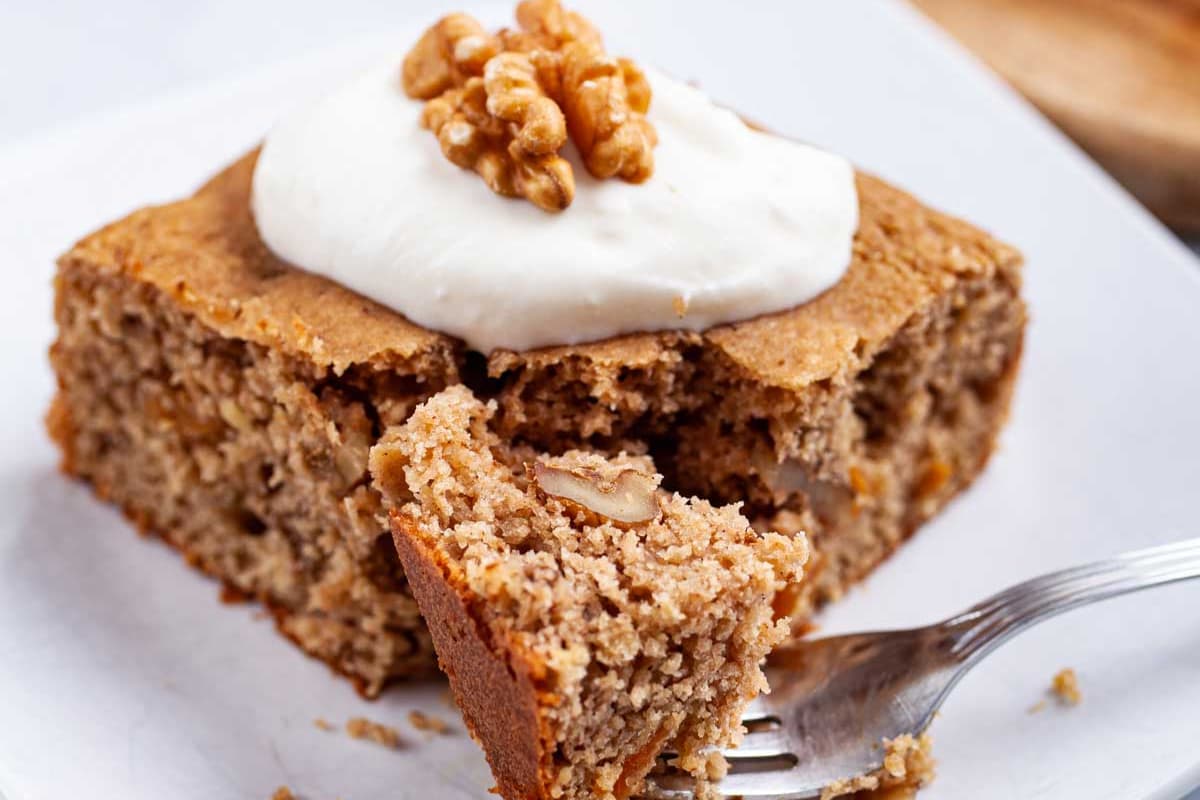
[560,40,656,182]
[402,0,657,211]
[532,462,661,525]
[402,13,500,100]
[421,77,575,212]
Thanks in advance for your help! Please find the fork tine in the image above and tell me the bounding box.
[720,727,793,760]
[646,766,817,799]
[739,694,777,725]
[712,767,816,798]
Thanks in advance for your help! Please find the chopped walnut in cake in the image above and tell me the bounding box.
[531,461,662,525]
[402,0,657,210]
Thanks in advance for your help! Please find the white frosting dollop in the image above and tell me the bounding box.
[252,60,858,353]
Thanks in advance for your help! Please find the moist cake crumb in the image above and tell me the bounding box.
[371,385,807,800]
[1051,668,1081,706]
[408,710,451,735]
[819,733,935,800]
[313,718,335,732]
[270,787,294,800]
[345,717,402,749]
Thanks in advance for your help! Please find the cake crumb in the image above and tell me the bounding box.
[1051,668,1081,706]
[372,386,806,800]
[270,787,294,800]
[882,751,907,778]
[819,733,935,800]
[313,717,335,731]
[408,710,451,735]
[346,716,401,749]
[672,295,688,317]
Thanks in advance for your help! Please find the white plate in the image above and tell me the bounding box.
[1,2,1199,799]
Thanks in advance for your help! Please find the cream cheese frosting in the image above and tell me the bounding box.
[252,59,858,353]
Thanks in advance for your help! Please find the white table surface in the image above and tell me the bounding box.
[1,3,1198,799]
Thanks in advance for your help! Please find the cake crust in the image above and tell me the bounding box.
[391,516,548,798]
[60,151,1018,387]
[58,152,452,375]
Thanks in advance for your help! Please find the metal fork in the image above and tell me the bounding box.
[651,537,1200,798]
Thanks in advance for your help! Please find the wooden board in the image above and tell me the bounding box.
[912,0,1200,234]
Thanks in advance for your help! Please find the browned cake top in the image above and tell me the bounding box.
[61,150,1020,389]
[59,152,456,377]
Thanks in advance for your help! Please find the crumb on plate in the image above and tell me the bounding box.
[408,709,451,735]
[346,716,402,749]
[1051,667,1081,706]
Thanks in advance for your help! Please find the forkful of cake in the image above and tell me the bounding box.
[651,537,1200,799]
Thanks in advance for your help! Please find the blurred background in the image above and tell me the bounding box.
[3,0,1198,256]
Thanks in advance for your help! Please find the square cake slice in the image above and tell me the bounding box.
[370,386,806,800]
[49,151,1022,695]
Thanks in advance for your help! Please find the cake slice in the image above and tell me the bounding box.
[48,152,1022,693]
[369,386,806,799]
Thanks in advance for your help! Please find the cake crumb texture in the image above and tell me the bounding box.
[270,787,294,800]
[372,386,806,800]
[819,733,935,800]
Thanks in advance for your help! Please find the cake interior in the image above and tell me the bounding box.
[371,386,806,799]
[49,253,452,693]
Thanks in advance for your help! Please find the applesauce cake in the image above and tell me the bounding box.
[48,151,1022,692]
[47,2,1024,697]
[369,386,805,800]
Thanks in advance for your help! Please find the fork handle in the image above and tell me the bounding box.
[949,537,1200,661]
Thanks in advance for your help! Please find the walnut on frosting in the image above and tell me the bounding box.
[484,52,567,156]
[402,13,500,99]
[559,40,657,182]
[421,77,575,212]
[513,0,601,47]
[402,0,657,211]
